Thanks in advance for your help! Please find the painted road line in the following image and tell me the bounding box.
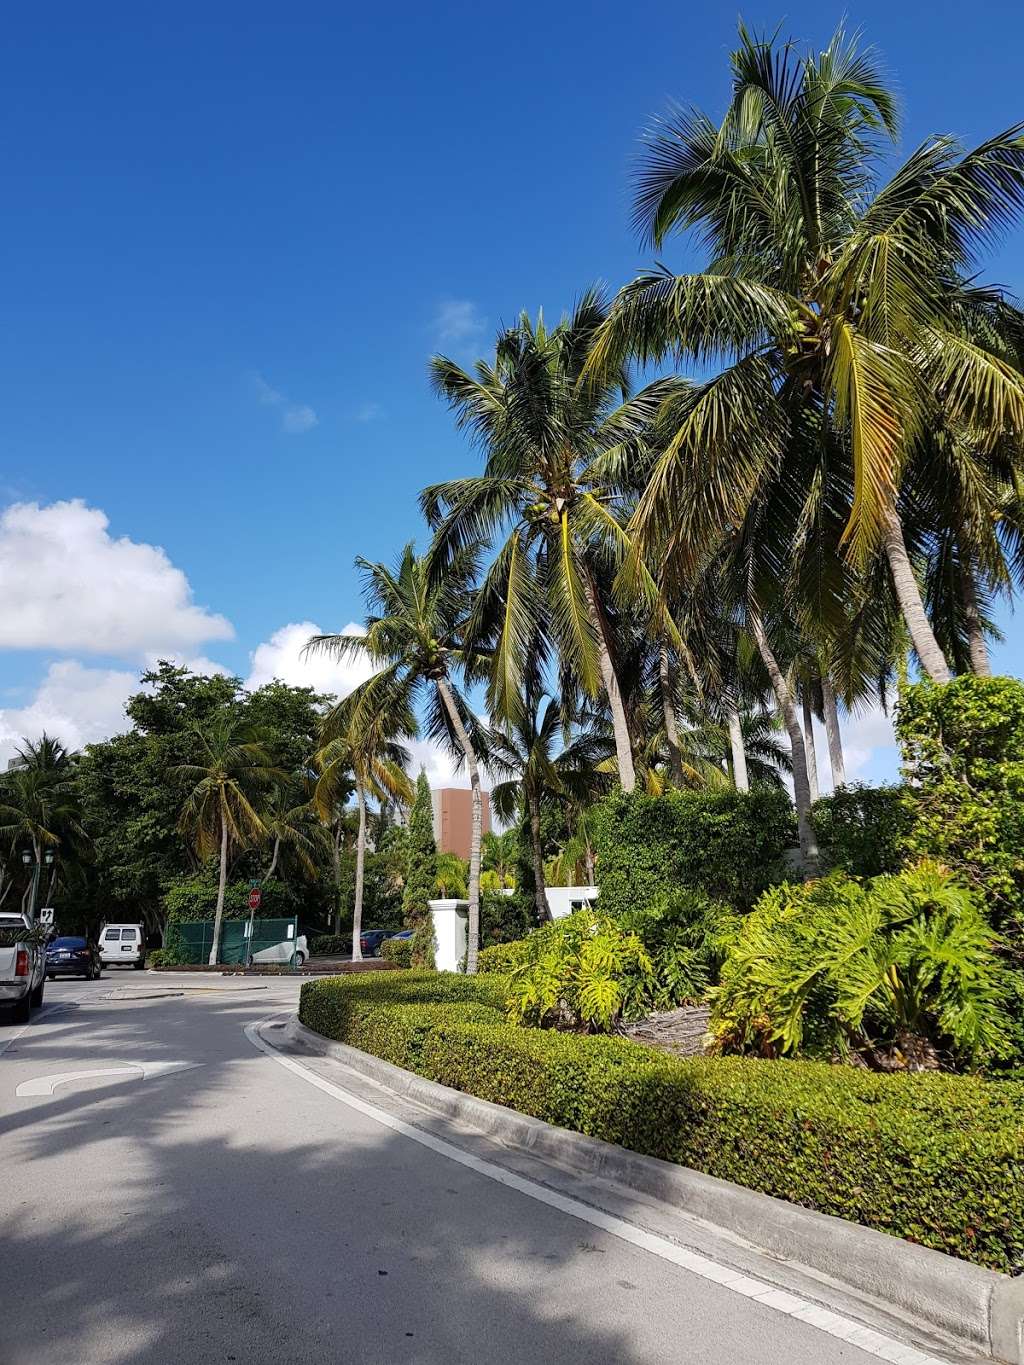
[15,1060,198,1096]
[246,1017,955,1365]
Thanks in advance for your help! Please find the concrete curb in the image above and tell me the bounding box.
[281,1016,1023,1363]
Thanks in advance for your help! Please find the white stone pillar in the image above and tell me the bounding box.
[428,899,469,972]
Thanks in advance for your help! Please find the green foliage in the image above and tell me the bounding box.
[480,888,530,948]
[592,787,795,915]
[811,783,912,877]
[403,771,437,967]
[310,934,352,957]
[477,939,532,974]
[504,908,660,1031]
[299,971,1024,1273]
[380,936,413,968]
[896,675,1024,942]
[620,888,741,997]
[162,872,302,923]
[712,862,1013,1069]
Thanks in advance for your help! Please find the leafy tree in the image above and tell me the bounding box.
[403,771,437,966]
[0,734,87,920]
[174,717,280,964]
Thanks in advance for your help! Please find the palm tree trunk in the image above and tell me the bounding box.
[582,572,636,793]
[821,677,846,788]
[208,817,229,965]
[882,507,951,684]
[351,784,366,961]
[749,614,820,872]
[435,677,481,973]
[961,571,992,677]
[801,689,820,804]
[527,789,550,922]
[331,823,343,937]
[725,697,749,793]
[266,836,281,880]
[659,642,685,785]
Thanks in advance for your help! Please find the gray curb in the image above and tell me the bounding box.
[280,1016,1023,1363]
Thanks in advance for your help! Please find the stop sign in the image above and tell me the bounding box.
[248,888,262,911]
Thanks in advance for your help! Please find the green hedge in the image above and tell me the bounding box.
[477,939,531,974]
[592,787,795,914]
[299,972,1024,1272]
[810,783,911,877]
[896,675,1024,941]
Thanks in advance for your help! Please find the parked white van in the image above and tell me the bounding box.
[99,924,147,969]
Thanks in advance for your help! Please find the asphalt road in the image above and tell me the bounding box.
[0,975,963,1365]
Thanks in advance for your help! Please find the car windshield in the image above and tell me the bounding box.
[51,937,87,949]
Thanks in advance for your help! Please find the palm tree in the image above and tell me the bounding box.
[262,775,323,880]
[425,295,686,791]
[591,23,1024,685]
[481,829,517,888]
[488,686,607,922]
[307,545,490,969]
[174,717,280,965]
[0,736,86,919]
[313,691,413,962]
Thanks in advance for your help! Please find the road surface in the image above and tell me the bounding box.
[0,975,967,1364]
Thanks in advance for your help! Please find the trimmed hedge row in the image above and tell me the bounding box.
[299,972,1024,1273]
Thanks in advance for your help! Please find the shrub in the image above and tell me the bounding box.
[896,674,1024,942]
[592,787,795,915]
[810,783,911,877]
[299,971,1024,1272]
[147,948,175,967]
[478,938,532,974]
[310,934,352,957]
[502,908,710,1032]
[711,861,1013,1069]
[620,887,741,990]
[480,888,531,947]
[380,936,413,968]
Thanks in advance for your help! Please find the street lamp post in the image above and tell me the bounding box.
[21,848,55,924]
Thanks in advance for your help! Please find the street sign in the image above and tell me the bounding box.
[39,907,55,925]
[248,888,262,911]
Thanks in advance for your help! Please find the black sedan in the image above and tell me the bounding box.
[358,929,391,957]
[45,936,103,980]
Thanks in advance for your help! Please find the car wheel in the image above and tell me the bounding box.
[133,959,144,970]
[30,978,44,1008]
[9,995,31,1024]
[294,951,307,967]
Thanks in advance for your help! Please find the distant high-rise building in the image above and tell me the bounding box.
[430,787,490,862]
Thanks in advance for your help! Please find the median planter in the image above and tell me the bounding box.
[298,974,1024,1277]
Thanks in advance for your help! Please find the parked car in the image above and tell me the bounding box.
[46,936,102,981]
[98,924,147,969]
[359,929,391,957]
[386,930,414,942]
[251,934,308,967]
[0,912,46,1023]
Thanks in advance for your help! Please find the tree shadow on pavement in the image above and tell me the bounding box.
[0,994,704,1365]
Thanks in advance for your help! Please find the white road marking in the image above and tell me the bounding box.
[245,1017,955,1365]
[15,1060,198,1096]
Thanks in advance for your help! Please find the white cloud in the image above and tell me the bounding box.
[281,404,318,434]
[0,661,136,764]
[244,620,373,699]
[253,373,318,434]
[354,401,383,423]
[0,500,233,657]
[434,298,486,350]
[839,700,899,784]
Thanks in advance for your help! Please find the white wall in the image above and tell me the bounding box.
[544,886,599,920]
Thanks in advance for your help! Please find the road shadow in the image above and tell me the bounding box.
[0,993,711,1365]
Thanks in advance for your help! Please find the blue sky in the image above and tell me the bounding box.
[1,1,1022,781]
